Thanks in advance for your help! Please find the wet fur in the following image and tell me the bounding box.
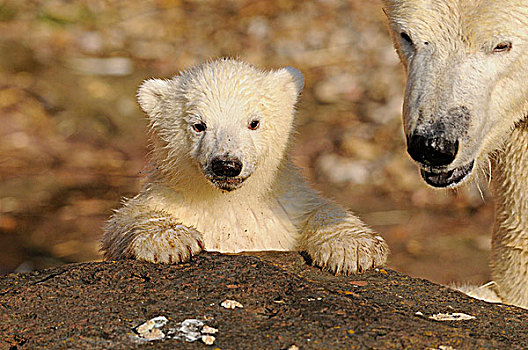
[102,59,388,275]
[383,0,528,308]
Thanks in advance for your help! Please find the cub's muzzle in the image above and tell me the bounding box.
[206,155,246,192]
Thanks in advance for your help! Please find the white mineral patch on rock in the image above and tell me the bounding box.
[221,299,244,309]
[201,335,216,345]
[177,319,204,342]
[429,312,476,321]
[134,316,168,341]
[201,325,219,334]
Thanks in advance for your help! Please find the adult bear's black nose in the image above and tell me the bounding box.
[407,133,459,167]
[211,156,243,177]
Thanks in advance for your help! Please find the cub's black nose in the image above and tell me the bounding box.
[407,134,459,166]
[211,156,243,177]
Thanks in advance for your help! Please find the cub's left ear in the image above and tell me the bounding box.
[274,66,304,98]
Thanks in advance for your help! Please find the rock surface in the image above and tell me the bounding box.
[1,252,526,349]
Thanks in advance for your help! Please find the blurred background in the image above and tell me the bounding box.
[0,0,494,286]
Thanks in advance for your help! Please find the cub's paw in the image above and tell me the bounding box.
[130,218,204,264]
[302,231,388,275]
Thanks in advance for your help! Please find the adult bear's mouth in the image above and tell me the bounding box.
[420,161,474,188]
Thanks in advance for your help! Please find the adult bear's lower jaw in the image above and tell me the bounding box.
[420,161,475,188]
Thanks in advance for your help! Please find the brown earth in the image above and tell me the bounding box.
[1,252,526,350]
[0,0,493,288]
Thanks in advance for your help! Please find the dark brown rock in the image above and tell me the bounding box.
[1,252,526,349]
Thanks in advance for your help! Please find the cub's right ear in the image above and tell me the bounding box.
[137,78,174,116]
[274,66,304,100]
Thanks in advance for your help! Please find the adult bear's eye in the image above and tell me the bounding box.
[192,122,207,132]
[248,120,260,130]
[493,41,512,53]
[400,32,413,46]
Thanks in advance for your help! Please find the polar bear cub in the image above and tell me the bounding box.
[102,58,388,274]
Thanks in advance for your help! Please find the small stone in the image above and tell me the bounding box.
[201,325,218,334]
[201,335,216,345]
[221,299,243,309]
[316,153,371,185]
[288,345,300,350]
[313,73,362,104]
[77,31,103,54]
[134,316,169,341]
[247,17,270,39]
[429,312,476,321]
[178,319,204,342]
[135,319,155,335]
[150,316,169,328]
[142,328,165,341]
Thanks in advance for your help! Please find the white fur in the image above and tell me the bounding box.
[383,0,528,308]
[452,282,502,304]
[102,58,388,274]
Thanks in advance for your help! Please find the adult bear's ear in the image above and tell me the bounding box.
[137,78,175,116]
[274,66,304,98]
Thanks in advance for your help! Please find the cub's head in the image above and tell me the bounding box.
[137,58,304,192]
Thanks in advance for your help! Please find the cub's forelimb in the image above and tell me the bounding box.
[299,203,389,275]
[102,199,203,263]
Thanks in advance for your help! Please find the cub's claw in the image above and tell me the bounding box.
[129,219,204,264]
[303,233,388,275]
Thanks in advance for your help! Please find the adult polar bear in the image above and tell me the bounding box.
[382,0,528,308]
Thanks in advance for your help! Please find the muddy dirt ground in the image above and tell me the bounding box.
[2,253,526,349]
[0,1,494,287]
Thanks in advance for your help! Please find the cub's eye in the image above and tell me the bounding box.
[400,32,413,45]
[493,41,512,53]
[248,120,260,130]
[192,122,207,132]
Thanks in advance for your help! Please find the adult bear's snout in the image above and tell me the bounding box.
[211,156,243,177]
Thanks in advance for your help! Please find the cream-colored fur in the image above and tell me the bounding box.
[102,58,388,274]
[451,282,502,304]
[383,0,528,308]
